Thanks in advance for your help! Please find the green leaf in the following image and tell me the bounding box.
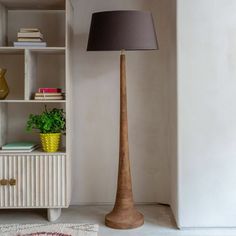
[26,106,66,134]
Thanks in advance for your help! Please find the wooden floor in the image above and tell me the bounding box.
[0,205,236,236]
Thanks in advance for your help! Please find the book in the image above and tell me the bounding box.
[20,28,40,33]
[35,93,63,96]
[14,42,47,47]
[0,146,38,153]
[17,31,43,38]
[18,38,43,42]
[34,96,64,100]
[2,142,38,150]
[38,88,62,93]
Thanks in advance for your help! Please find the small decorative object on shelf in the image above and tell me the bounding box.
[39,88,62,93]
[40,133,61,152]
[0,142,38,153]
[0,68,9,100]
[34,88,65,100]
[14,28,47,47]
[26,106,66,152]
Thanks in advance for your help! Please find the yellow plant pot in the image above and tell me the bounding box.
[40,133,61,152]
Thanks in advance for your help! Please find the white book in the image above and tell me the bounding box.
[20,28,40,32]
[17,32,43,38]
[34,96,64,100]
[2,142,38,150]
[14,42,47,47]
[0,146,38,153]
[18,38,43,42]
[35,93,63,96]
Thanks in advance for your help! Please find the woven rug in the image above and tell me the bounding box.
[0,223,99,236]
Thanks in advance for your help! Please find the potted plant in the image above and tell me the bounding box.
[26,106,66,152]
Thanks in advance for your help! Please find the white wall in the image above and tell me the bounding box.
[177,0,236,227]
[71,0,176,205]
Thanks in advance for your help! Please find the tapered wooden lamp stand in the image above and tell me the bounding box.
[105,51,144,229]
[87,11,158,229]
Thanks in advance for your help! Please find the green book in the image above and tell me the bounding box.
[2,142,38,150]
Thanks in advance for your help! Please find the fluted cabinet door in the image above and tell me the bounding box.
[0,154,68,208]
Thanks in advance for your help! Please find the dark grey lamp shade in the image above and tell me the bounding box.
[87,10,158,51]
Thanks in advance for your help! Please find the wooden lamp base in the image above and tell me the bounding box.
[105,51,144,229]
[105,207,144,229]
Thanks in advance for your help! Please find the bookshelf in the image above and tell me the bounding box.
[0,0,72,221]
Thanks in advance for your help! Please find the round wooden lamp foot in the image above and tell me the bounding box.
[105,207,144,229]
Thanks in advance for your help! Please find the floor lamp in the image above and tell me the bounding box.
[87,10,158,229]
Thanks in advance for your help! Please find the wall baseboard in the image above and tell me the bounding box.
[69,202,170,206]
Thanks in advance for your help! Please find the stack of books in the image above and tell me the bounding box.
[14,28,47,47]
[34,88,65,100]
[0,142,38,153]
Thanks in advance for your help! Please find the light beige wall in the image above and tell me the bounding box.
[177,0,236,227]
[71,0,176,204]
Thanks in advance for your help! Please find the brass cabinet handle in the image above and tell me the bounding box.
[9,179,16,186]
[0,179,8,186]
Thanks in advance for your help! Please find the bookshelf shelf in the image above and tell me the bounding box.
[0,47,24,54]
[0,100,66,103]
[0,0,72,222]
[0,47,65,53]
[0,148,66,155]
[28,47,66,54]
[0,0,65,10]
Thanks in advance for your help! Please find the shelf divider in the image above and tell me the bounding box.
[0,3,7,46]
[0,103,7,146]
[25,49,37,100]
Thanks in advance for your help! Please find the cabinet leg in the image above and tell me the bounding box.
[47,208,61,222]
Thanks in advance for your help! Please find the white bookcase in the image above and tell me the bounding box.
[0,0,73,221]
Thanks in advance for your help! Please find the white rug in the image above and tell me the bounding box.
[0,223,99,236]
